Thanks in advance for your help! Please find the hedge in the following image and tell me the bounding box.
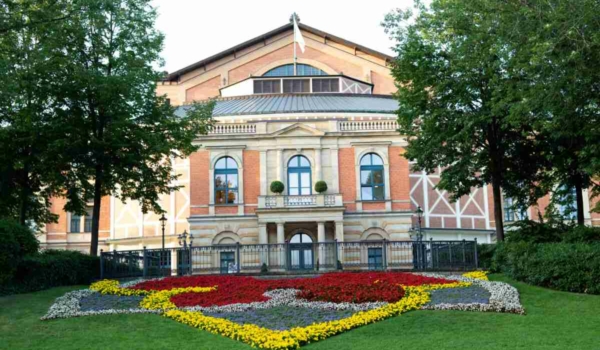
[1,250,100,295]
[493,242,600,294]
[0,219,40,285]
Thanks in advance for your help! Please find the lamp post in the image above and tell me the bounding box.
[409,205,425,269]
[159,213,167,276]
[178,230,194,275]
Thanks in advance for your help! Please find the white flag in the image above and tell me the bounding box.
[293,17,305,53]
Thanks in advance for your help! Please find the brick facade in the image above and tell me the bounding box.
[338,147,356,212]
[243,150,260,215]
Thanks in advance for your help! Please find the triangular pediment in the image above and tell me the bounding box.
[271,123,325,137]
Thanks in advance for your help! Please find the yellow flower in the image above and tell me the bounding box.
[462,271,489,281]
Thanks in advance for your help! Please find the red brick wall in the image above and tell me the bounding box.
[190,151,210,210]
[47,197,68,233]
[185,75,221,102]
[215,206,238,215]
[244,150,260,214]
[371,71,396,95]
[338,147,356,212]
[389,147,410,211]
[590,193,600,226]
[228,44,364,85]
[363,202,385,211]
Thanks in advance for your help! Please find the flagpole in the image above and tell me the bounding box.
[293,14,297,76]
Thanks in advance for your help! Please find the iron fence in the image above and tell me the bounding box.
[100,239,479,279]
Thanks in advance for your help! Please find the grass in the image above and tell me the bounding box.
[1,275,599,350]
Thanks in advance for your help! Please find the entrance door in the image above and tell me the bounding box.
[289,233,314,270]
[368,247,383,270]
[220,251,235,274]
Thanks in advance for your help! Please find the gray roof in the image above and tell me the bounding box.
[176,94,398,117]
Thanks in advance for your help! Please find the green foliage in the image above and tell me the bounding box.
[314,181,328,194]
[493,242,600,294]
[270,181,285,194]
[0,219,38,284]
[3,250,99,295]
[476,244,496,270]
[0,0,70,226]
[382,0,548,241]
[506,1,600,223]
[505,220,600,244]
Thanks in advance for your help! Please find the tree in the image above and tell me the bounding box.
[383,0,547,241]
[507,0,600,224]
[53,0,214,255]
[0,0,73,227]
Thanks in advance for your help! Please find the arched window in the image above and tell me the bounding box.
[290,233,313,243]
[288,155,311,195]
[360,153,384,201]
[263,64,327,77]
[214,157,238,204]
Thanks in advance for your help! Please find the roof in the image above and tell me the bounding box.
[175,94,399,117]
[164,22,394,82]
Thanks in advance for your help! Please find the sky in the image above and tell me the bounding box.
[151,0,414,74]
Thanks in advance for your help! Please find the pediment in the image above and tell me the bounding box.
[271,123,325,137]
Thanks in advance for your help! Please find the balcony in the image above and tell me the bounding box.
[257,194,343,209]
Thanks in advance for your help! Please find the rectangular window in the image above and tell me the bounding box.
[70,214,81,233]
[83,206,94,232]
[283,79,310,93]
[312,78,339,93]
[220,252,236,274]
[504,197,515,222]
[254,80,281,94]
[368,248,383,270]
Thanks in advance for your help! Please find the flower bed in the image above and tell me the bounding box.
[42,271,523,349]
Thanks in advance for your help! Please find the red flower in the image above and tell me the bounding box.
[130,272,453,307]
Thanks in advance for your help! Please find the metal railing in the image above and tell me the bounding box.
[100,239,478,279]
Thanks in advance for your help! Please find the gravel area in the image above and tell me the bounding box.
[204,306,355,330]
[79,294,145,312]
[428,285,490,305]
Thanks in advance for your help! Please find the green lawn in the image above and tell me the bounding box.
[1,275,599,350]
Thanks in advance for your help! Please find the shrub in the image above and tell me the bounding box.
[8,250,100,294]
[562,225,600,243]
[270,180,284,194]
[260,263,268,274]
[476,243,496,270]
[493,242,600,294]
[314,181,328,194]
[0,219,39,284]
[505,220,563,243]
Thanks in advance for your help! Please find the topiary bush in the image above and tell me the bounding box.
[270,180,284,194]
[0,219,39,285]
[314,180,328,194]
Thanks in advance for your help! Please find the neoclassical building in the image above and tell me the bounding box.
[42,20,600,256]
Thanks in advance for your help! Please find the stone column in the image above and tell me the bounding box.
[258,223,268,244]
[317,221,326,270]
[277,223,285,243]
[315,148,322,182]
[170,249,178,276]
[317,221,326,242]
[335,221,344,265]
[330,147,339,193]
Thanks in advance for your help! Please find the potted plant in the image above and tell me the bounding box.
[315,180,328,194]
[270,180,284,194]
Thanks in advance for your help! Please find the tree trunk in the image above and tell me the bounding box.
[574,178,585,226]
[90,164,103,256]
[491,179,505,241]
[18,164,30,226]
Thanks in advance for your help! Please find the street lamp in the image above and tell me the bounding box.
[410,205,425,270]
[159,213,167,276]
[178,230,194,249]
[410,205,424,241]
[178,230,194,275]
